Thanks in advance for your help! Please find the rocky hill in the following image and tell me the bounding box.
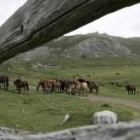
[15,33,140,61]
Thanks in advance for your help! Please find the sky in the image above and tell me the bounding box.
[0,1,140,38]
[0,0,27,25]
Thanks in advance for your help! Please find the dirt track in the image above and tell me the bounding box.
[80,95,140,110]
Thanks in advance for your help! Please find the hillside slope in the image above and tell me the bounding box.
[15,33,140,61]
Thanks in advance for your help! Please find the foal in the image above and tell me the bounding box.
[125,84,136,95]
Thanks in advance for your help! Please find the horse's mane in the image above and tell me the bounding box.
[77,78,87,82]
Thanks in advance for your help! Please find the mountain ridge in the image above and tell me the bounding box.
[14,33,140,61]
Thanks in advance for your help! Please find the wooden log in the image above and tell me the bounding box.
[0,0,140,63]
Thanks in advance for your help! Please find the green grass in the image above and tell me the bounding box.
[1,58,140,132]
[0,90,139,132]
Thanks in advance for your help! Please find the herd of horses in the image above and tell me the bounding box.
[0,75,137,95]
[36,78,99,96]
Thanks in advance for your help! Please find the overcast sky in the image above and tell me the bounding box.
[0,0,140,38]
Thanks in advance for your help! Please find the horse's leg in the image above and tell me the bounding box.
[131,89,133,95]
[97,86,99,95]
[26,85,29,94]
[3,82,5,90]
[81,89,84,96]
[6,81,8,90]
[22,87,25,94]
[89,88,92,93]
[78,89,81,96]
[46,87,48,94]
[84,89,87,97]
[27,88,28,94]
[127,90,129,95]
[18,88,21,94]
[86,87,89,97]
[5,82,7,90]
[134,88,136,95]
[25,86,28,94]
[133,89,135,95]
[24,86,26,92]
[44,87,47,94]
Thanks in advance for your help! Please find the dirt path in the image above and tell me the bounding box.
[80,95,140,110]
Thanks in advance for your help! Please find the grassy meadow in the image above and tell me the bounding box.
[0,58,140,132]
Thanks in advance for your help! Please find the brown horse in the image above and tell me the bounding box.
[36,80,46,91]
[125,84,136,95]
[36,79,55,93]
[14,79,29,94]
[0,75,9,90]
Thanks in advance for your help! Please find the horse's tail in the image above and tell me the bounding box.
[96,85,99,94]
[36,82,41,91]
[134,87,136,93]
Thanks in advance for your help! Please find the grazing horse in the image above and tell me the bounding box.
[0,75,9,90]
[14,79,29,94]
[125,84,136,95]
[36,80,46,91]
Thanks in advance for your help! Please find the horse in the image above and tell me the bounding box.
[125,84,136,95]
[78,79,99,95]
[14,79,29,94]
[66,81,77,95]
[86,81,99,94]
[75,81,88,97]
[36,79,56,94]
[36,80,46,91]
[0,75,9,90]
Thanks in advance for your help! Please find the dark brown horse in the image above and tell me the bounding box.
[86,81,99,95]
[0,75,9,90]
[36,80,46,91]
[125,84,136,95]
[14,79,29,94]
[36,79,51,93]
[77,79,99,94]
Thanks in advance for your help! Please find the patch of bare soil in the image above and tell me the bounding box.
[80,95,140,110]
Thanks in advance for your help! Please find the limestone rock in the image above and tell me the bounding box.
[60,113,70,125]
[92,110,118,124]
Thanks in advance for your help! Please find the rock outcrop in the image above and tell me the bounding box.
[92,110,118,124]
[0,0,140,63]
[14,33,140,61]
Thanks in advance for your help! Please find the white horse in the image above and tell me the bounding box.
[76,82,88,96]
